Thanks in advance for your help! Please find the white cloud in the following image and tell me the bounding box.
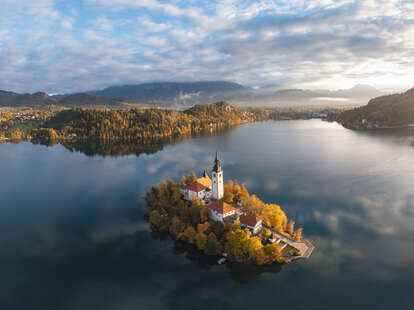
[0,0,414,93]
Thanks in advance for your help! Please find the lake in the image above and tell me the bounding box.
[1,119,414,309]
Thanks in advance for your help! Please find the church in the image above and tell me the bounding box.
[180,152,237,221]
[180,152,254,228]
[180,152,224,202]
[180,152,263,233]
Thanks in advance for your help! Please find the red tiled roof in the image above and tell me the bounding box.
[207,200,237,215]
[239,213,261,227]
[197,176,212,188]
[181,182,207,193]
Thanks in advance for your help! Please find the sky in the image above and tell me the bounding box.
[1,0,414,94]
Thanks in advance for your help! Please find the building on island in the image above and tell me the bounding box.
[239,213,263,235]
[206,200,237,222]
[212,152,224,200]
[180,152,262,234]
[180,182,211,201]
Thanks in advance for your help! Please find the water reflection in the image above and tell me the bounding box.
[61,137,184,157]
[1,120,414,309]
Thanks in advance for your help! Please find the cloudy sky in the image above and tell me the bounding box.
[1,0,414,94]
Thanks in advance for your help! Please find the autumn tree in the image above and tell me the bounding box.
[186,171,197,184]
[179,226,197,244]
[197,222,210,234]
[149,210,169,232]
[286,220,295,236]
[204,232,222,255]
[169,216,186,238]
[294,227,303,241]
[264,243,282,263]
[195,233,207,250]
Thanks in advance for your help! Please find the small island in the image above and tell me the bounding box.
[145,152,314,265]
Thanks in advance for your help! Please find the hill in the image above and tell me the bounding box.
[33,101,262,142]
[0,83,384,108]
[0,91,59,107]
[338,87,414,129]
[318,84,383,99]
[58,93,126,107]
[88,81,383,107]
[89,81,247,105]
[0,90,126,108]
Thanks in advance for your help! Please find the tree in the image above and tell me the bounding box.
[223,189,234,203]
[209,221,225,240]
[186,171,197,184]
[149,210,169,232]
[197,222,210,234]
[195,233,207,250]
[179,226,197,244]
[247,236,265,264]
[189,205,201,225]
[286,220,295,236]
[204,232,222,255]
[200,204,209,223]
[294,227,303,241]
[240,183,249,200]
[169,216,186,238]
[224,227,250,261]
[264,243,281,263]
[179,204,191,224]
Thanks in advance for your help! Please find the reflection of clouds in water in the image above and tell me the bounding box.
[3,121,414,309]
[309,191,414,236]
[140,141,226,185]
[90,220,150,243]
[265,180,279,191]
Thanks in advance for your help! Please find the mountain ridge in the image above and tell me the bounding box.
[0,81,384,108]
[0,91,126,108]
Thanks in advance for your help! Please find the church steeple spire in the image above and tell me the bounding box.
[212,151,222,172]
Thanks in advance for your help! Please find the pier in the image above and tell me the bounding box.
[263,223,315,259]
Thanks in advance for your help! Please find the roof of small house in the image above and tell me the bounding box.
[182,182,207,193]
[239,213,261,227]
[207,200,237,215]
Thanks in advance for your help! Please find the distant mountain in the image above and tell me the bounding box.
[58,93,125,107]
[269,89,321,100]
[0,91,59,107]
[322,84,384,99]
[338,87,414,129]
[88,82,383,107]
[0,90,126,108]
[89,81,247,105]
[0,82,384,108]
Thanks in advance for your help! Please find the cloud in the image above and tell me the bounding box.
[0,1,414,93]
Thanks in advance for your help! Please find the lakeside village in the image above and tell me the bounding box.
[145,153,314,265]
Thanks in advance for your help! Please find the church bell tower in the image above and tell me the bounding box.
[212,152,224,200]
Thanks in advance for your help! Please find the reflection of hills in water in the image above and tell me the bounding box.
[353,126,414,147]
[61,137,184,157]
[60,127,236,157]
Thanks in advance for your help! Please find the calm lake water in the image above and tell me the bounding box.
[1,120,414,309]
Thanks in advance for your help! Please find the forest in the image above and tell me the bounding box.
[338,87,414,129]
[0,102,267,144]
[145,175,303,265]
